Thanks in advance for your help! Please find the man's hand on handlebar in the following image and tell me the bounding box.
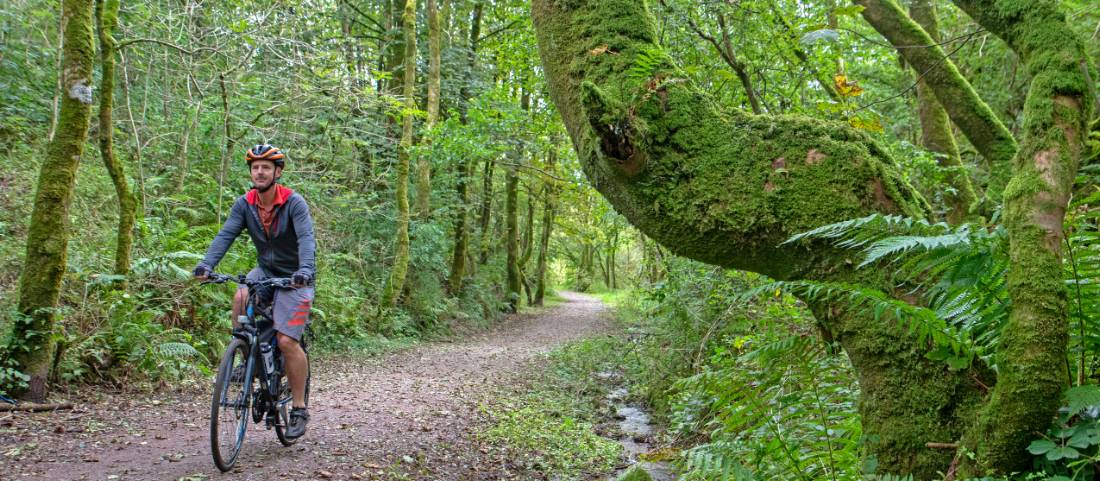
[193,263,212,281]
[291,270,312,288]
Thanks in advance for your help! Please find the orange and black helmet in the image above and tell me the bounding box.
[245,144,285,167]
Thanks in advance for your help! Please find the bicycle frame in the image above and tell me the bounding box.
[209,274,295,430]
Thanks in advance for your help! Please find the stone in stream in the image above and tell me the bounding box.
[615,466,654,481]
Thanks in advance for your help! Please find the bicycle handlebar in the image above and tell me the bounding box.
[200,273,295,289]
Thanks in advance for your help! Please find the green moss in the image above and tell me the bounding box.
[950,0,1096,475]
[537,0,927,280]
[96,0,135,282]
[380,0,417,309]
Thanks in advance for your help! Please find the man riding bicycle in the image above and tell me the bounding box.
[193,144,316,439]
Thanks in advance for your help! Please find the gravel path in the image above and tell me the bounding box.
[1,291,614,481]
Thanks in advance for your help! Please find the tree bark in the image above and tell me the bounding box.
[11,0,96,402]
[504,158,521,312]
[216,73,231,224]
[477,156,495,264]
[416,0,442,219]
[95,0,135,284]
[908,0,978,224]
[534,149,556,306]
[380,0,417,308]
[855,0,1018,196]
[951,0,1095,474]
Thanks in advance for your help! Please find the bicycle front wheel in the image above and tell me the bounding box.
[210,338,253,472]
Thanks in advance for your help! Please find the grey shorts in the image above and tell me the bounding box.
[242,268,314,341]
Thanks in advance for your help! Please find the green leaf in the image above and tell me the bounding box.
[833,5,866,17]
[1047,446,1081,461]
[1067,428,1100,448]
[945,356,970,371]
[800,29,839,45]
[1027,439,1056,455]
[1065,385,1100,415]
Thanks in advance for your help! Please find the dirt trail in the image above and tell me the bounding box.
[2,291,614,481]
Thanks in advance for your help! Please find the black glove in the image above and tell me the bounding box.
[193,264,212,278]
[292,270,312,287]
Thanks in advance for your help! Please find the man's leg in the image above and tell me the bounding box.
[276,332,308,408]
[272,284,312,438]
[231,287,247,329]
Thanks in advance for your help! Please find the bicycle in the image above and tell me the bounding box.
[202,273,312,472]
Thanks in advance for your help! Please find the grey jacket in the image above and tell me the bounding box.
[200,188,316,280]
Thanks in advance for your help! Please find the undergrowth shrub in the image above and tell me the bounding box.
[479,337,627,479]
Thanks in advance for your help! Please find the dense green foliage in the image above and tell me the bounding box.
[0,0,634,395]
[2,0,1100,478]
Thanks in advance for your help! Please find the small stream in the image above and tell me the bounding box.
[597,373,676,481]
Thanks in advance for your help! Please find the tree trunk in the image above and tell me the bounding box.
[118,51,145,214]
[380,0,417,308]
[504,159,521,312]
[534,149,556,306]
[952,0,1094,474]
[532,0,1095,476]
[11,0,96,402]
[216,72,231,224]
[95,0,135,284]
[908,0,978,224]
[477,156,495,264]
[609,233,617,289]
[416,0,442,219]
[521,185,535,264]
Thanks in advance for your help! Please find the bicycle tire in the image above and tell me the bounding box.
[210,338,252,472]
[274,352,311,446]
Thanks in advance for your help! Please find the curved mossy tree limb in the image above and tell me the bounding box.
[951,0,1096,474]
[531,0,983,476]
[855,0,1018,196]
[10,0,97,402]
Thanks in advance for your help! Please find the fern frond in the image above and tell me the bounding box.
[155,342,201,359]
[741,280,975,360]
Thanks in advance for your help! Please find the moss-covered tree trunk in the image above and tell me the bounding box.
[477,157,495,264]
[534,178,554,305]
[96,0,135,284]
[954,0,1095,473]
[528,0,1093,476]
[504,159,521,312]
[380,0,417,308]
[855,0,1018,196]
[416,0,441,219]
[10,0,96,402]
[908,0,977,224]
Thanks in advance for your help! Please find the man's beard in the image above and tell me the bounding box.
[252,176,279,192]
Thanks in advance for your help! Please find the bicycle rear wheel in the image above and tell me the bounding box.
[210,338,253,472]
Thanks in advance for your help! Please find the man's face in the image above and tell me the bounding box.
[250,160,282,190]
